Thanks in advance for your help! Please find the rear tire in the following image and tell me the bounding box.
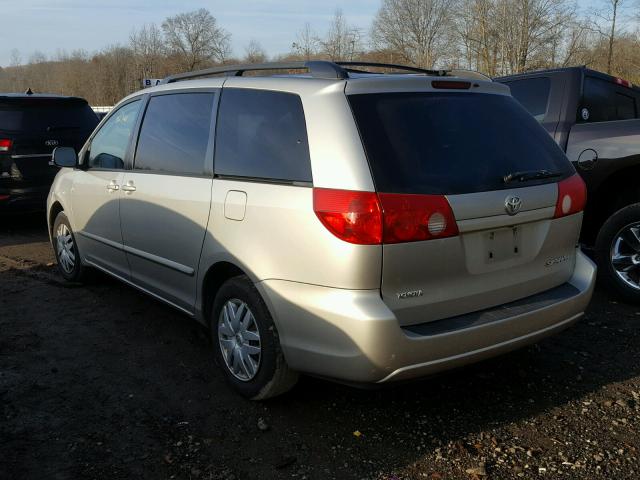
[52,211,87,283]
[595,203,640,304]
[210,275,298,400]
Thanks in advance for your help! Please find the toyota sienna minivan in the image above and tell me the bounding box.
[47,61,596,399]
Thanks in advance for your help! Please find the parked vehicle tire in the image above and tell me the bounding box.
[210,275,298,400]
[595,203,640,304]
[52,211,87,282]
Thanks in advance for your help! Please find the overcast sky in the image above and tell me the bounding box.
[1,0,379,67]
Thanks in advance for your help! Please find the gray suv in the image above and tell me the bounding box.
[47,61,596,399]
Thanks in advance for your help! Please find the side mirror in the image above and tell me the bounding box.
[52,147,77,168]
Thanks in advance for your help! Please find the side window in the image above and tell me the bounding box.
[582,76,638,122]
[134,93,216,175]
[215,88,312,182]
[88,100,141,169]
[504,77,550,121]
[616,93,636,120]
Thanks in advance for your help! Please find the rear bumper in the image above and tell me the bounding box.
[257,249,596,384]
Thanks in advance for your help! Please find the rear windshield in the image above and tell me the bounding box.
[348,92,572,195]
[0,99,98,133]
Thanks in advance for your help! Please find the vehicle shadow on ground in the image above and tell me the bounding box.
[0,211,49,247]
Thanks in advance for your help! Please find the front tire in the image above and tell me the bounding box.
[210,275,298,400]
[595,203,640,304]
[52,211,87,282]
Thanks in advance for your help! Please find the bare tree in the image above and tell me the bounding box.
[243,39,267,63]
[591,0,626,73]
[3,4,640,105]
[162,8,231,71]
[130,23,165,78]
[371,0,451,68]
[10,49,22,67]
[499,0,574,73]
[292,23,320,59]
[558,20,593,67]
[29,51,47,64]
[455,0,501,74]
[320,9,363,61]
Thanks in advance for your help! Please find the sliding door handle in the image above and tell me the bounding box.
[121,181,136,193]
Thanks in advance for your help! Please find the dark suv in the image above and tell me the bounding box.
[0,93,98,212]
[497,67,640,303]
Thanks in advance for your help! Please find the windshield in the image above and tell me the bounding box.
[348,92,573,195]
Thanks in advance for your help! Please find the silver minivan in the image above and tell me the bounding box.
[47,61,596,399]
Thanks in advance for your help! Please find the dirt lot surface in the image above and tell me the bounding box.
[1,214,639,480]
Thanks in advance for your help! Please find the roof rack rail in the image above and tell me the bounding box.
[160,61,349,84]
[335,61,448,77]
[160,60,490,84]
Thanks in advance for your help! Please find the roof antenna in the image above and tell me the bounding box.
[25,88,33,95]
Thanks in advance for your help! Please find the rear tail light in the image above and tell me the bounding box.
[0,195,9,201]
[313,188,382,244]
[554,174,587,218]
[313,188,458,244]
[615,77,633,88]
[0,139,12,153]
[379,193,458,243]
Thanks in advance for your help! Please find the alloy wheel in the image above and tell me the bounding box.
[55,223,76,274]
[610,222,640,291]
[217,299,262,381]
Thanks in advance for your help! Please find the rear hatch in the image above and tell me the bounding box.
[0,97,98,186]
[347,83,584,326]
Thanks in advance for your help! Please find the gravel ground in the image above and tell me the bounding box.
[1,214,639,480]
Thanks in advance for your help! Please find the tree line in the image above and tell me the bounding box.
[1,1,638,106]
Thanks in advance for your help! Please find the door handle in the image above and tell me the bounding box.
[121,181,136,193]
[106,180,119,192]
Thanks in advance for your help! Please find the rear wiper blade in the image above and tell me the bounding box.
[503,169,563,184]
[46,125,80,132]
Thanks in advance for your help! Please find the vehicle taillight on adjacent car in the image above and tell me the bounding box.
[0,139,13,152]
[313,188,458,244]
[554,174,587,218]
[615,77,633,88]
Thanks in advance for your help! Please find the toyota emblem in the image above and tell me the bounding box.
[505,195,522,215]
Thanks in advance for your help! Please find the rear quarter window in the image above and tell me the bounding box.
[348,92,573,195]
[214,88,312,182]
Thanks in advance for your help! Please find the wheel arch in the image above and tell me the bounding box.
[582,164,640,246]
[48,201,65,242]
[200,260,250,326]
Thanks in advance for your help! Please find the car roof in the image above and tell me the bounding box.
[119,61,504,105]
[495,66,640,92]
[122,73,508,106]
[0,93,89,103]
